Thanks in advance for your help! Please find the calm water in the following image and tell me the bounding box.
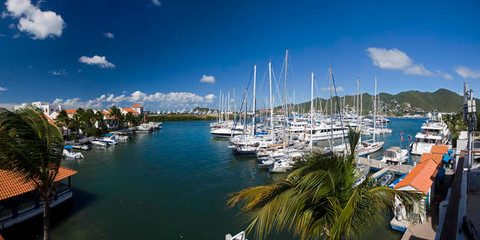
[2,118,424,240]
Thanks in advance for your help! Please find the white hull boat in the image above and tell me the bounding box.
[381,146,408,165]
[91,140,108,147]
[63,147,84,159]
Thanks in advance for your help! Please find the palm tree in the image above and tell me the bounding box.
[0,107,64,240]
[55,110,70,139]
[94,111,107,137]
[125,112,134,127]
[228,128,422,240]
[109,106,124,129]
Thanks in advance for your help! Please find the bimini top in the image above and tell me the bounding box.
[0,167,77,201]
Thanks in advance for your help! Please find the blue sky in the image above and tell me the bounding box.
[0,0,479,110]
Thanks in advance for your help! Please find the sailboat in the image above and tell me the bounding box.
[356,77,385,156]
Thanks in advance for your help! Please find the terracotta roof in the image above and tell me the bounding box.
[431,145,449,155]
[43,113,55,123]
[65,109,77,114]
[0,167,77,201]
[131,104,143,108]
[394,159,439,194]
[419,153,444,165]
[121,108,139,114]
[102,110,110,115]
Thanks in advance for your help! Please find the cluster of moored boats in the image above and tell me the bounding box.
[62,122,163,159]
[210,56,452,173]
[209,61,396,172]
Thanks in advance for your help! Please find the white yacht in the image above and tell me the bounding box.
[301,123,348,142]
[210,127,244,137]
[381,146,408,165]
[410,113,451,156]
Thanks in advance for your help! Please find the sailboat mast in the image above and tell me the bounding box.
[269,62,274,142]
[218,90,222,122]
[284,50,289,117]
[284,50,289,148]
[373,76,377,142]
[357,77,360,113]
[329,67,333,150]
[310,72,314,149]
[227,91,230,122]
[233,88,236,123]
[252,64,257,136]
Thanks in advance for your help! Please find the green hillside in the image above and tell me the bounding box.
[287,88,478,115]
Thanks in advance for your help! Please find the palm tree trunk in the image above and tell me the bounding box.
[43,197,51,240]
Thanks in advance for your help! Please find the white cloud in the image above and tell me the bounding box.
[321,86,345,92]
[103,32,114,39]
[54,91,216,110]
[0,103,18,110]
[204,94,215,102]
[200,75,215,84]
[78,55,116,68]
[455,66,480,79]
[436,70,454,80]
[0,87,7,91]
[366,47,433,76]
[49,69,67,75]
[152,0,161,6]
[4,0,65,40]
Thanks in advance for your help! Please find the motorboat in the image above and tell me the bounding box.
[91,140,108,147]
[381,146,408,165]
[210,127,243,137]
[377,172,395,187]
[72,144,90,150]
[137,124,153,132]
[269,158,294,173]
[257,157,275,168]
[62,145,84,159]
[99,134,119,145]
[410,113,451,156]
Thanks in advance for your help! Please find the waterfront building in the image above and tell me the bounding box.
[131,104,144,115]
[120,107,139,116]
[13,102,63,117]
[390,146,448,233]
[0,167,77,230]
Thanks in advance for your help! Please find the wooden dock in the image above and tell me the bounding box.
[357,157,414,175]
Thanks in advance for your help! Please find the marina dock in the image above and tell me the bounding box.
[357,157,414,175]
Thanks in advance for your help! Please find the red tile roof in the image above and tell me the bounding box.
[43,113,55,123]
[419,153,444,165]
[131,104,143,108]
[0,167,77,201]
[431,145,449,155]
[121,108,139,114]
[65,109,77,114]
[102,110,110,115]
[394,159,439,194]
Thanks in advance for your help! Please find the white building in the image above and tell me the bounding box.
[131,104,144,115]
[14,102,63,117]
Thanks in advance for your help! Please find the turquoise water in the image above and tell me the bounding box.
[2,118,424,239]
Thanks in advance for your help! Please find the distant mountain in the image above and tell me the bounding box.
[288,88,477,114]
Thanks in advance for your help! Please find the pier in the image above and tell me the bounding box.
[357,157,414,175]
